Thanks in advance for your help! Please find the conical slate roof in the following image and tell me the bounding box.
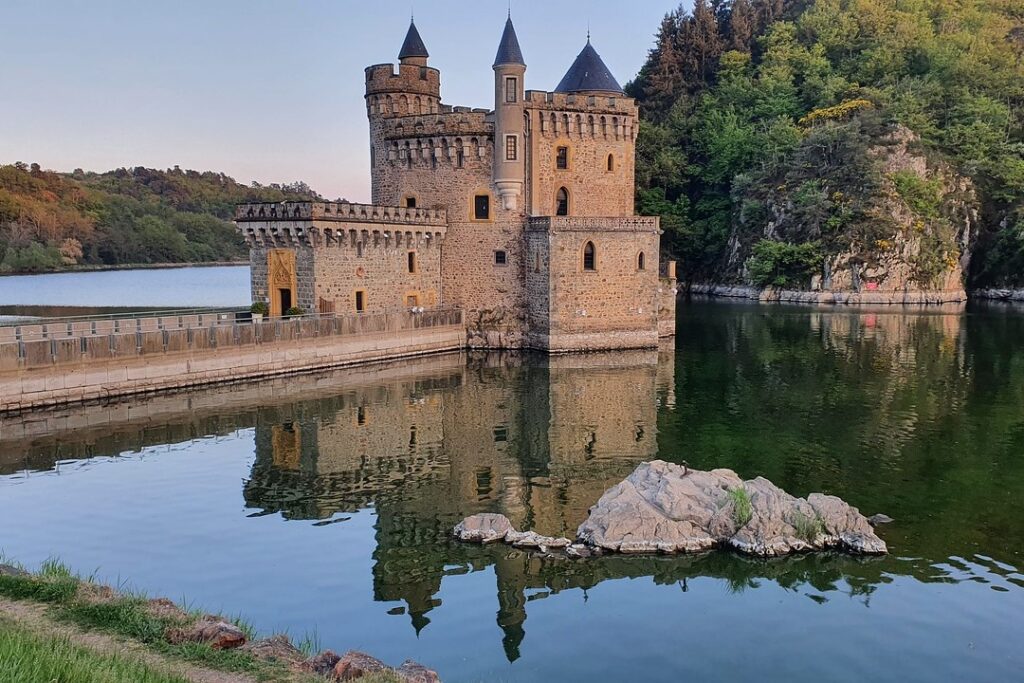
[398,20,429,60]
[494,16,525,67]
[554,40,623,94]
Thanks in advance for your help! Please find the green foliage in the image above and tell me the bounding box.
[629,0,1024,286]
[284,307,305,317]
[250,301,269,315]
[729,487,753,526]
[747,240,822,287]
[0,621,188,683]
[0,164,321,273]
[891,171,943,220]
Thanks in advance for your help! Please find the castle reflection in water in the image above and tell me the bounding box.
[241,348,676,659]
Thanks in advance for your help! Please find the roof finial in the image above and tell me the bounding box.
[587,20,591,43]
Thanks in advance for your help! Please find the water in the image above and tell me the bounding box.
[0,265,250,316]
[2,300,1024,681]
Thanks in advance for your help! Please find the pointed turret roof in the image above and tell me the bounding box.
[554,39,623,94]
[494,16,525,67]
[398,20,429,60]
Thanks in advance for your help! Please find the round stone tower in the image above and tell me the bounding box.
[365,19,442,203]
[492,15,526,211]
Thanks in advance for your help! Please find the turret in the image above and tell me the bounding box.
[492,15,526,211]
[398,19,429,67]
[364,19,441,120]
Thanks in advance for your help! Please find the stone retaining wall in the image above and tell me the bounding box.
[690,283,968,305]
[0,310,465,412]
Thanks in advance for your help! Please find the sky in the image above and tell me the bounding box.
[0,1,676,202]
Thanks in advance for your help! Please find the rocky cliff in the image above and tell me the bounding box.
[718,123,980,304]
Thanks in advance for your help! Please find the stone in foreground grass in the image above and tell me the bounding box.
[0,619,187,683]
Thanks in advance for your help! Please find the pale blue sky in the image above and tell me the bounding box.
[1,1,677,201]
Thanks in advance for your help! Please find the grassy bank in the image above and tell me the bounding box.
[0,559,404,683]
[0,618,188,683]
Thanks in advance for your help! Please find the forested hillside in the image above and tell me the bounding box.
[0,163,321,273]
[630,0,1024,290]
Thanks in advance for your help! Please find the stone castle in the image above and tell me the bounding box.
[236,16,676,351]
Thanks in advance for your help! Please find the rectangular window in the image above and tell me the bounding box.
[406,294,419,307]
[456,149,464,168]
[505,77,517,103]
[405,196,416,208]
[355,290,366,312]
[505,135,517,161]
[407,251,417,274]
[556,146,568,169]
[474,194,490,220]
[494,250,507,266]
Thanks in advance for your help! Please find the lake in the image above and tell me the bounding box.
[0,265,250,317]
[2,299,1023,681]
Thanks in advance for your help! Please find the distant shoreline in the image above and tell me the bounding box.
[0,261,249,277]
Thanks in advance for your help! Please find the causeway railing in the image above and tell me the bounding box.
[0,308,465,372]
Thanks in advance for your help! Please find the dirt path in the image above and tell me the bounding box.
[0,597,257,683]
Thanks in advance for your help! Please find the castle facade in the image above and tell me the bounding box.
[236,16,676,351]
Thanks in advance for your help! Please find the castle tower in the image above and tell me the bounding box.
[492,16,526,211]
[365,19,442,203]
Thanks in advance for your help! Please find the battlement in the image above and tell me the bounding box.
[365,63,441,111]
[526,216,659,233]
[381,110,491,140]
[525,90,637,115]
[235,201,447,226]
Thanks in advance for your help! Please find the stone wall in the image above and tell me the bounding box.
[313,238,442,314]
[526,217,661,351]
[0,310,465,412]
[524,92,637,218]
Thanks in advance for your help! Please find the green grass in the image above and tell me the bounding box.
[729,487,753,526]
[0,619,188,683]
[792,510,826,543]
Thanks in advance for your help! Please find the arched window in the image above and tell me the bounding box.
[583,241,596,271]
[414,96,421,114]
[556,187,569,216]
[637,251,646,270]
[607,154,615,172]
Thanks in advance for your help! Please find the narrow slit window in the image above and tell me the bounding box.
[637,251,646,270]
[556,146,568,169]
[583,241,596,271]
[407,251,417,274]
[355,290,366,312]
[607,154,615,172]
[505,77,517,103]
[556,187,569,216]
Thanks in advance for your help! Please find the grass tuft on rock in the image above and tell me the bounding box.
[792,510,826,543]
[728,487,753,526]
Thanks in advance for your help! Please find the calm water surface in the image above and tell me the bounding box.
[2,300,1024,682]
[0,265,249,314]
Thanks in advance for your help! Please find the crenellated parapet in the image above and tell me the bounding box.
[380,110,492,140]
[525,90,638,141]
[526,216,659,234]
[365,63,442,117]
[235,201,447,249]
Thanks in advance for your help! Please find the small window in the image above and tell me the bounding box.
[474,194,490,220]
[404,196,416,208]
[583,241,596,271]
[556,187,569,216]
[556,146,568,169]
[407,251,417,274]
[357,406,367,426]
[406,294,419,307]
[355,290,366,312]
[637,251,646,271]
[494,250,507,266]
[493,426,508,443]
[607,154,615,172]
[505,135,517,161]
[456,149,465,168]
[505,77,517,103]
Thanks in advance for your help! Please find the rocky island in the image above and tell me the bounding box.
[455,461,887,557]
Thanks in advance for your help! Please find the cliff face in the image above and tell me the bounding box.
[720,123,980,302]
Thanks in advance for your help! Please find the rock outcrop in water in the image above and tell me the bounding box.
[454,461,887,557]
